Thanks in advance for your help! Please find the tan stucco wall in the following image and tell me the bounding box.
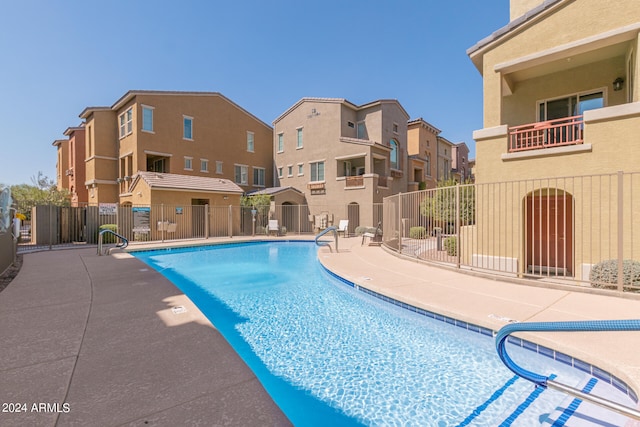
[116,93,273,195]
[274,99,407,228]
[476,0,640,128]
[510,0,545,21]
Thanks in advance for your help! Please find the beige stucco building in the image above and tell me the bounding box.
[73,91,273,206]
[407,118,440,191]
[52,126,88,206]
[272,98,409,232]
[467,0,640,280]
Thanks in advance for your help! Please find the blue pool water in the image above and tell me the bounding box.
[134,241,631,426]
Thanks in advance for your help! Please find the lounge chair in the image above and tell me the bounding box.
[361,222,382,246]
[267,219,280,236]
[337,219,349,237]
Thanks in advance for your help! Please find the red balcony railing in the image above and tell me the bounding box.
[508,115,584,153]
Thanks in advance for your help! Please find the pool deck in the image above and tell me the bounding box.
[2,235,640,426]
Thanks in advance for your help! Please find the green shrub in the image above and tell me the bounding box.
[280,226,287,235]
[590,259,640,289]
[409,226,427,239]
[99,224,118,243]
[443,236,457,256]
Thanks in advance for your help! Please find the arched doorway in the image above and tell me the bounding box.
[525,190,573,276]
[347,202,360,236]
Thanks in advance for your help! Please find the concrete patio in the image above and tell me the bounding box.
[2,236,640,426]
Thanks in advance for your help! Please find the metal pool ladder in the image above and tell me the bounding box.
[495,319,640,420]
[315,226,338,253]
[97,229,129,255]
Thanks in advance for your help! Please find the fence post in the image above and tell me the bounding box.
[398,193,402,253]
[456,184,461,269]
[205,204,210,239]
[228,205,233,238]
[48,204,53,251]
[161,203,165,243]
[617,171,624,291]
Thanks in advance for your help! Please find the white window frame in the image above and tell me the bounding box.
[215,161,223,174]
[141,105,154,133]
[247,131,255,152]
[287,165,293,177]
[278,167,283,178]
[297,163,304,176]
[184,156,193,171]
[356,121,366,139]
[296,127,303,149]
[234,164,248,185]
[200,159,209,173]
[310,161,325,182]
[183,116,194,140]
[277,133,284,153]
[536,88,607,121]
[253,167,265,187]
[119,107,133,138]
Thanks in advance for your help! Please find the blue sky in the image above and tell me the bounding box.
[0,0,509,187]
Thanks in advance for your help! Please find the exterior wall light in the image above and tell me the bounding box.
[613,77,624,91]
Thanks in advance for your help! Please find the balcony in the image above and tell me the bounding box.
[345,176,364,188]
[508,115,583,153]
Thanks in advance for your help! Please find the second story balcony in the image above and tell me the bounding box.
[508,115,583,153]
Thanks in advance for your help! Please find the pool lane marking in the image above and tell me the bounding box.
[454,375,519,427]
[549,377,598,427]
[499,374,558,426]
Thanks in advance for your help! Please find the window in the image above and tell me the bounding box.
[184,157,193,170]
[86,125,92,157]
[538,90,604,121]
[119,107,133,138]
[278,167,283,178]
[357,122,366,139]
[277,133,284,152]
[215,161,223,174]
[288,165,293,177]
[390,139,399,169]
[247,131,254,152]
[183,116,193,140]
[425,153,431,176]
[310,161,325,181]
[142,106,154,132]
[200,159,209,172]
[296,128,303,148]
[298,163,304,176]
[253,167,265,186]
[393,123,398,133]
[347,121,355,128]
[234,164,248,185]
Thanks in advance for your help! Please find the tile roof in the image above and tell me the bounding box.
[136,171,244,194]
[246,186,304,196]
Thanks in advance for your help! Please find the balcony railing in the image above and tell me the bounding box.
[508,115,583,153]
[345,176,364,187]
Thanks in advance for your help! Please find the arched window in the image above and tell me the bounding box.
[390,139,399,169]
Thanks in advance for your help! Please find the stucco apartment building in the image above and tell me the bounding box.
[272,98,409,232]
[52,126,88,206]
[64,90,273,207]
[467,0,640,280]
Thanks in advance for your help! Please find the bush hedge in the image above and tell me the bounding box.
[443,236,457,256]
[409,226,427,239]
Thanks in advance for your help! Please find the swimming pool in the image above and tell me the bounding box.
[134,241,634,426]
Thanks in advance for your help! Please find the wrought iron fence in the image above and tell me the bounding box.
[16,202,383,252]
[383,171,640,292]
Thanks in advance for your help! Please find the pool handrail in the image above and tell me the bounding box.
[315,226,338,253]
[496,319,640,420]
[97,229,129,255]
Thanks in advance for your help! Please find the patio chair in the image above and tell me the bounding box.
[337,219,349,237]
[361,222,382,246]
[267,219,280,236]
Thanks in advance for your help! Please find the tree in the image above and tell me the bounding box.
[419,178,475,231]
[240,194,271,220]
[10,172,70,219]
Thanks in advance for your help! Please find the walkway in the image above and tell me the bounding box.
[2,236,640,426]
